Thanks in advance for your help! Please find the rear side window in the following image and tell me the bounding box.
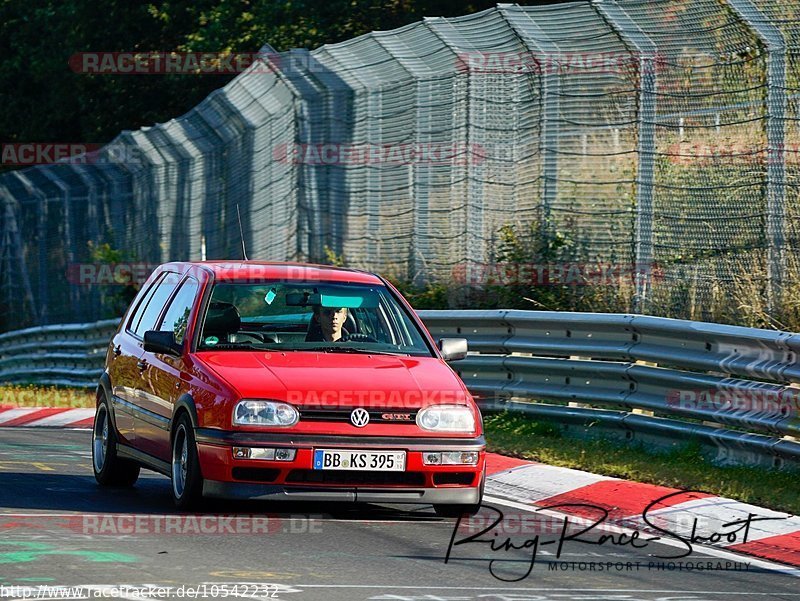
[133,275,178,337]
[127,272,167,334]
[158,277,199,344]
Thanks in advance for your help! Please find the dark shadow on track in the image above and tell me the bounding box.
[0,471,441,521]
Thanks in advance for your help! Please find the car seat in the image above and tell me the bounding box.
[202,302,241,343]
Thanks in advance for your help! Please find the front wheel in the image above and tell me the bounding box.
[434,503,482,518]
[171,414,203,509]
[92,397,140,487]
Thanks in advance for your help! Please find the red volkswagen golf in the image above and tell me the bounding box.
[92,261,485,515]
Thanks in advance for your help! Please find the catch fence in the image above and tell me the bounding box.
[0,0,798,331]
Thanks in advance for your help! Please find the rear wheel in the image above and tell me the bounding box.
[92,397,140,487]
[171,413,203,509]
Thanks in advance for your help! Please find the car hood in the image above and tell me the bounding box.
[194,351,470,408]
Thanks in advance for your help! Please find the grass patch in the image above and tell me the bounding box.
[0,385,95,409]
[484,411,800,515]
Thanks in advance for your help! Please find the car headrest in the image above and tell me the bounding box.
[344,312,357,334]
[204,301,241,336]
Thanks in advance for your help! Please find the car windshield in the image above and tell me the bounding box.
[196,281,433,356]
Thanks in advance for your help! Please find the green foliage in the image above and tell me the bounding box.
[322,245,346,267]
[450,220,633,313]
[86,241,140,317]
[88,241,128,264]
[387,278,450,310]
[0,0,502,152]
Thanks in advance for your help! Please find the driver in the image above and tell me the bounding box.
[308,306,349,342]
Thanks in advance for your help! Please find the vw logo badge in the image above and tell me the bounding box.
[350,407,370,428]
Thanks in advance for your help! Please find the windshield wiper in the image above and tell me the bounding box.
[199,343,268,351]
[313,345,410,356]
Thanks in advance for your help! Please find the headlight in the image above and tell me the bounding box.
[233,400,299,427]
[416,405,475,433]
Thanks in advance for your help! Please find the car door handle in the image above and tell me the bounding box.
[113,345,121,357]
[137,359,148,371]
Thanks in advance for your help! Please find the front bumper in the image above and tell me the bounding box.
[202,481,482,504]
[195,429,485,504]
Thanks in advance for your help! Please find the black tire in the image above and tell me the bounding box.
[434,503,482,518]
[171,413,203,509]
[92,397,140,487]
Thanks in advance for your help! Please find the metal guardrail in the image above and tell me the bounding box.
[0,319,118,388]
[2,310,800,467]
[418,310,800,467]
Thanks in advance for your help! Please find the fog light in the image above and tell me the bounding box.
[424,452,442,465]
[232,447,251,459]
[233,447,296,461]
[422,451,479,465]
[274,448,296,461]
[457,451,479,465]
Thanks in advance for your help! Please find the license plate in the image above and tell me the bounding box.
[313,449,406,471]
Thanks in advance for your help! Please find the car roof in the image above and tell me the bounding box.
[163,261,384,285]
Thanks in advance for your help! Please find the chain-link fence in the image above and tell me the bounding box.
[0,0,797,332]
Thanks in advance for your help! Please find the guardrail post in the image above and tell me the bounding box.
[591,0,657,313]
[724,0,787,314]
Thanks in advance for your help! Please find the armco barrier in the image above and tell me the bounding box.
[2,310,800,467]
[0,319,118,388]
[418,310,800,468]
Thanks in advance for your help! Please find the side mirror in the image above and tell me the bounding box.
[439,338,468,362]
[143,330,182,357]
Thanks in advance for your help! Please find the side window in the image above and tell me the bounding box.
[133,275,178,337]
[127,272,166,333]
[158,278,199,344]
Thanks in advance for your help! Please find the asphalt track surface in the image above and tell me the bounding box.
[0,429,797,601]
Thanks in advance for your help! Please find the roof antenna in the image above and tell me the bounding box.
[236,204,249,261]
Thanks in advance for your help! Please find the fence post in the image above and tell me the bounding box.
[497,5,560,244]
[725,0,787,315]
[592,0,657,313]
[0,187,38,325]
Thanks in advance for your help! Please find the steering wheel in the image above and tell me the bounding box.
[231,332,280,344]
[340,333,378,343]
